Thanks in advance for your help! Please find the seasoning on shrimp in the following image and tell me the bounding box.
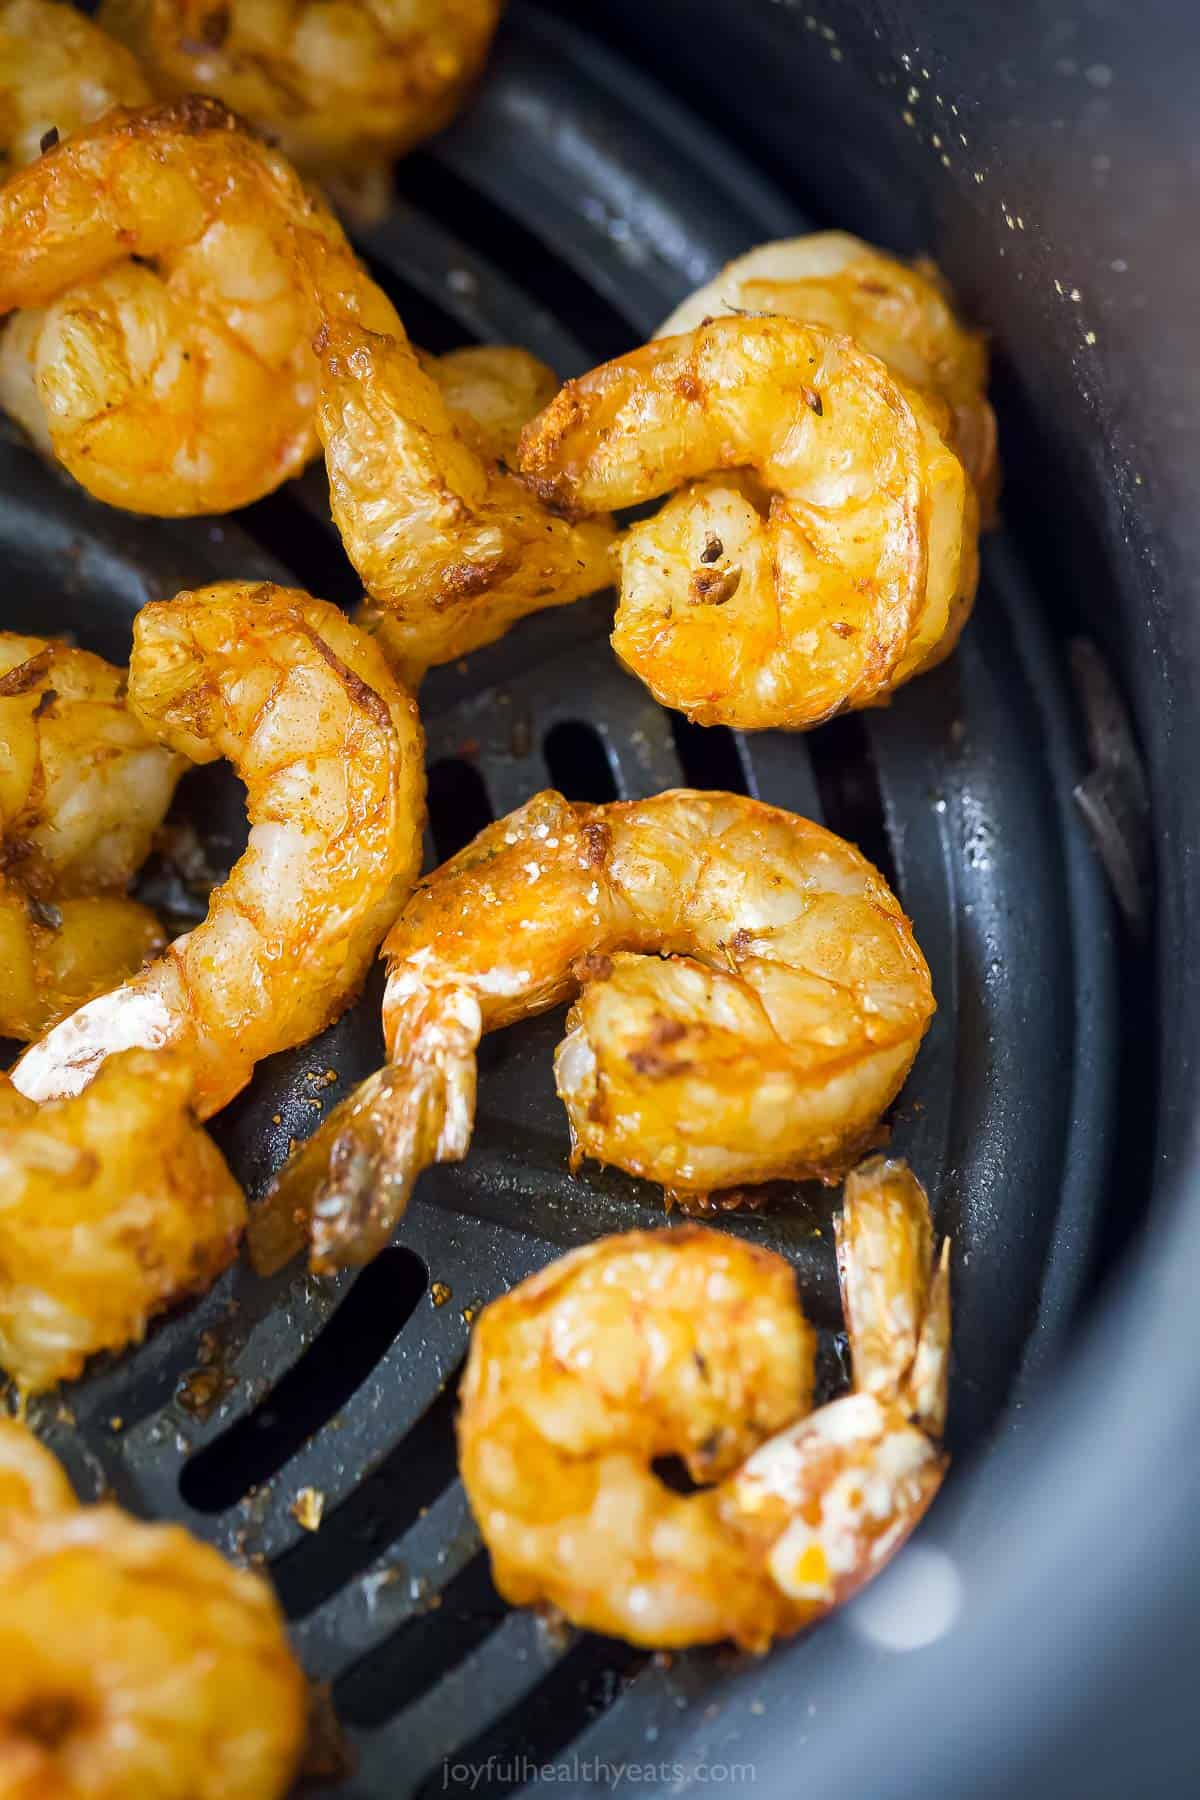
[0,0,151,177]
[0,1050,244,1394]
[0,1419,306,1797]
[459,1156,949,1651]
[0,631,183,1041]
[313,318,616,684]
[99,0,503,200]
[261,789,933,1271]
[519,315,979,731]
[12,581,425,1117]
[0,96,398,515]
[656,232,998,515]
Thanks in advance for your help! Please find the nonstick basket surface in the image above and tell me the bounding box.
[1,5,1120,1793]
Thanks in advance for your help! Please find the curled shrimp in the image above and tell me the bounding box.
[262,789,933,1271]
[314,318,616,683]
[0,96,396,515]
[0,632,183,1041]
[657,232,998,514]
[519,314,978,730]
[0,1422,306,1798]
[459,1156,949,1651]
[98,0,503,197]
[0,0,150,176]
[0,1050,244,1394]
[12,581,425,1118]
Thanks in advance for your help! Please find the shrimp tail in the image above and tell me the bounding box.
[251,1048,476,1276]
[908,1235,952,1437]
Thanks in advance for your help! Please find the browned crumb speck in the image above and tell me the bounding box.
[290,1486,325,1532]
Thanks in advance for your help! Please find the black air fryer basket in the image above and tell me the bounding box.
[6,3,1199,1796]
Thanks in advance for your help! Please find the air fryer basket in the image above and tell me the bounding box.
[7,1,1198,1795]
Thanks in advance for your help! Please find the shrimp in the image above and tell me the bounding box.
[656,232,998,514]
[518,315,979,731]
[423,344,561,464]
[262,789,933,1272]
[313,317,617,683]
[0,1423,306,1798]
[0,632,183,1041]
[0,1051,244,1394]
[98,0,503,196]
[0,0,151,177]
[0,96,397,515]
[12,582,425,1118]
[0,1420,75,1519]
[0,891,165,1045]
[459,1156,949,1651]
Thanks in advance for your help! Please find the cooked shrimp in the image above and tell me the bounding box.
[0,1419,75,1518]
[423,344,560,464]
[0,1051,244,1393]
[0,0,151,176]
[657,232,998,513]
[519,315,978,730]
[0,1427,306,1799]
[0,632,182,1041]
[99,0,502,193]
[0,96,397,515]
[314,318,616,683]
[0,634,183,898]
[262,789,932,1271]
[459,1156,949,1650]
[0,889,165,1044]
[13,582,425,1118]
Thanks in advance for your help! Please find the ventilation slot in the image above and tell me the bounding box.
[272,1375,463,1619]
[427,757,495,861]
[668,715,750,794]
[807,714,899,892]
[336,1552,507,1727]
[394,156,635,363]
[414,1636,644,1799]
[543,720,619,802]
[179,1247,427,1514]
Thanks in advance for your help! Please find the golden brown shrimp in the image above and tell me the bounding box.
[0,1051,244,1394]
[13,582,425,1118]
[0,0,151,177]
[423,344,560,464]
[99,0,503,196]
[0,96,397,515]
[519,315,978,731]
[314,317,616,683]
[0,633,183,1041]
[0,1419,75,1519]
[0,890,164,1045]
[459,1156,949,1651]
[657,232,998,513]
[0,634,182,897]
[262,789,933,1271]
[0,1424,306,1799]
